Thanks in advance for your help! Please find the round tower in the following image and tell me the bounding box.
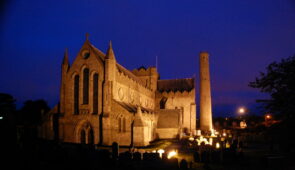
[199,51,213,132]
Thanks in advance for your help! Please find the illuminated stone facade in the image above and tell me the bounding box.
[199,52,213,132]
[40,37,196,146]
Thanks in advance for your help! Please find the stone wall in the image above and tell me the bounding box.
[156,128,179,139]
[114,67,155,109]
[155,89,196,133]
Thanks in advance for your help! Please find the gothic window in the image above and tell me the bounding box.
[74,75,79,114]
[80,129,86,144]
[181,107,184,124]
[118,116,126,133]
[118,117,122,132]
[160,97,167,109]
[88,129,94,145]
[122,117,126,132]
[93,73,98,114]
[83,68,89,104]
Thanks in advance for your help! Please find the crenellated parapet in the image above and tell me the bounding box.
[131,66,158,76]
[157,89,195,98]
[116,64,153,92]
[131,66,159,91]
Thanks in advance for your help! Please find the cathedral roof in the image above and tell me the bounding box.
[114,100,154,113]
[157,78,195,92]
[89,44,105,61]
[116,64,146,86]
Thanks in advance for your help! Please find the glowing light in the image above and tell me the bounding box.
[265,114,272,120]
[0,116,3,120]
[211,129,217,137]
[189,137,194,141]
[196,139,201,146]
[157,149,164,154]
[240,121,247,129]
[209,138,213,145]
[226,141,230,148]
[200,136,203,141]
[196,135,214,145]
[157,149,165,158]
[239,108,245,114]
[152,150,156,153]
[222,132,226,137]
[167,150,177,159]
[238,107,247,115]
[216,142,220,149]
[203,138,209,145]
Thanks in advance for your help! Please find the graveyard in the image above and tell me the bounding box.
[5,124,293,170]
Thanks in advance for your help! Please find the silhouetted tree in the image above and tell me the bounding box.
[0,93,17,158]
[0,93,16,117]
[19,99,50,125]
[249,55,295,119]
[17,99,50,146]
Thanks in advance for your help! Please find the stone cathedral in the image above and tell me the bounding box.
[40,36,197,146]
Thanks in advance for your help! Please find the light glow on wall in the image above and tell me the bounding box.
[167,150,177,159]
[157,149,165,158]
[216,142,220,149]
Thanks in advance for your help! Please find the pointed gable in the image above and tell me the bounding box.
[79,39,105,62]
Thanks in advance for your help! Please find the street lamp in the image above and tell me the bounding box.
[237,106,247,117]
[265,114,272,120]
[237,107,247,128]
[264,113,272,127]
[238,107,246,115]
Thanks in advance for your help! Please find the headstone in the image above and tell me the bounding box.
[180,159,188,170]
[133,152,142,161]
[112,142,119,160]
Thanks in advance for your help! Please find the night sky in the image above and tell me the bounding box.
[1,0,295,117]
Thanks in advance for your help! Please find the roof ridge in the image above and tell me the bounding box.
[89,44,105,61]
[116,64,146,86]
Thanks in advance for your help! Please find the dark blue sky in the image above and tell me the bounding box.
[1,0,295,117]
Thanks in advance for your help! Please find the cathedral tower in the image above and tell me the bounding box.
[199,51,213,132]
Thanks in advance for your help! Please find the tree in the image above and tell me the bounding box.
[17,99,50,146]
[19,99,50,125]
[0,93,16,118]
[249,55,295,118]
[0,93,17,152]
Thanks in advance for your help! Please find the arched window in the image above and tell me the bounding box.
[93,73,98,114]
[122,117,126,132]
[74,75,79,114]
[118,116,126,133]
[83,68,89,104]
[80,129,86,144]
[88,129,94,145]
[160,97,167,109]
[118,117,122,132]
